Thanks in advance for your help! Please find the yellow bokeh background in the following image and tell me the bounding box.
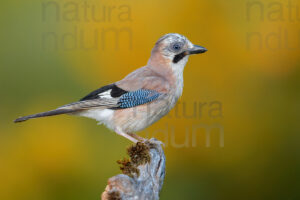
[1,0,299,199]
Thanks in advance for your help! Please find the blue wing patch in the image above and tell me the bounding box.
[118,89,160,108]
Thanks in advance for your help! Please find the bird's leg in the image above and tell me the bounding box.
[115,128,138,143]
[128,133,146,142]
[129,134,165,147]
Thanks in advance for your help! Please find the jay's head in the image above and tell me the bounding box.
[150,33,207,69]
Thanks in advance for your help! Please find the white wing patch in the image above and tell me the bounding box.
[98,89,112,98]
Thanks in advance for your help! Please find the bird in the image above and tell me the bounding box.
[14,33,207,143]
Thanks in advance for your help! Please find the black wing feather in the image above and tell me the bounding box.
[80,84,127,101]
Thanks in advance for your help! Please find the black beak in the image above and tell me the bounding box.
[187,45,207,55]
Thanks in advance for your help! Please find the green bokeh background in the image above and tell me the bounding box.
[1,0,300,199]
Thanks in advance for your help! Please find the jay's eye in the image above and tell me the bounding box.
[172,43,182,51]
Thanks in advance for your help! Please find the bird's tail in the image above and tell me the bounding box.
[14,98,119,123]
[14,108,75,123]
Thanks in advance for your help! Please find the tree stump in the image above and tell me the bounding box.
[102,138,166,200]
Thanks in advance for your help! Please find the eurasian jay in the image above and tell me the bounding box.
[14,33,207,143]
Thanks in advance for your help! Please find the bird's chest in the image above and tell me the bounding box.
[112,72,184,133]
